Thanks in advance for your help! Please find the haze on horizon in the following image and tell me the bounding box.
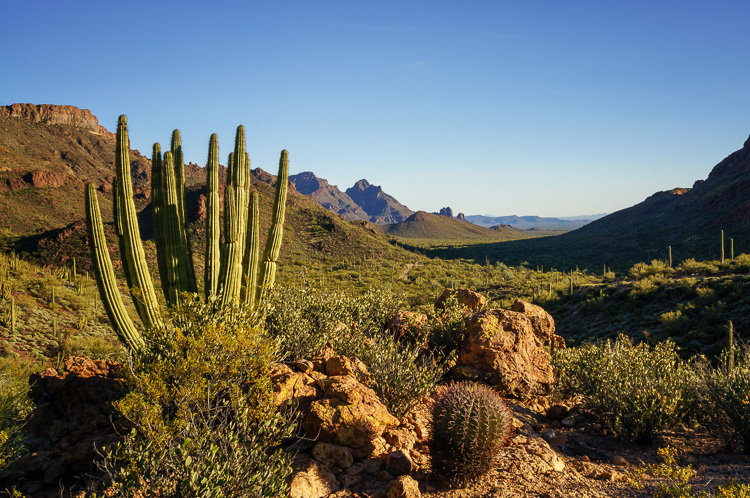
[2,0,749,218]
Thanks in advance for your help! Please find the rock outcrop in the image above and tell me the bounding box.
[510,299,566,348]
[451,308,555,397]
[435,287,486,312]
[1,104,111,136]
[437,207,453,218]
[290,172,370,221]
[0,356,126,496]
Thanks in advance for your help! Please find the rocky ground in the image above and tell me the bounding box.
[3,292,749,497]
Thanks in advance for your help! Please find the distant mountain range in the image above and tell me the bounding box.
[465,214,607,231]
[289,172,413,224]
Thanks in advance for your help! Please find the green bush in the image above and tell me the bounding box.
[553,335,693,443]
[696,343,750,452]
[0,358,34,470]
[424,293,467,360]
[101,298,294,497]
[265,286,403,362]
[677,259,719,275]
[630,260,674,279]
[334,328,442,418]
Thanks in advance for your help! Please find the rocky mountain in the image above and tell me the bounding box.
[289,172,369,221]
[346,179,413,224]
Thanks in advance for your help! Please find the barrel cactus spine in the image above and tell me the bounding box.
[431,381,512,485]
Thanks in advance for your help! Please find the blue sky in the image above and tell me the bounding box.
[2,1,749,217]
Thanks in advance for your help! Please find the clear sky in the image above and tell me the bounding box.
[2,1,749,217]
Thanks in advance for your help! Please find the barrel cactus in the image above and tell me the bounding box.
[430,381,512,485]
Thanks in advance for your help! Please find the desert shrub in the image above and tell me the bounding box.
[630,260,674,279]
[102,298,294,497]
[0,358,34,470]
[678,259,719,275]
[632,446,750,497]
[334,327,442,417]
[430,381,512,486]
[553,335,694,443]
[424,294,467,360]
[265,286,403,362]
[695,342,750,452]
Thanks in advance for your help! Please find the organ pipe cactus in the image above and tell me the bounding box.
[85,183,144,351]
[204,134,221,300]
[113,115,163,330]
[256,150,289,302]
[85,116,289,352]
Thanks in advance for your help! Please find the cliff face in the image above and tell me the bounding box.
[1,104,112,136]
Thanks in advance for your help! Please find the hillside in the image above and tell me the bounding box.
[0,104,207,241]
[374,211,530,241]
[0,104,416,274]
[429,134,750,272]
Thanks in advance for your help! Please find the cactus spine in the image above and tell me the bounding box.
[256,150,289,302]
[204,134,221,300]
[9,295,15,334]
[85,183,144,351]
[162,151,192,305]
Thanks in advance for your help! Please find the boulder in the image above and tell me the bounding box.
[510,299,566,348]
[387,475,422,498]
[268,363,323,412]
[451,309,554,397]
[303,375,399,449]
[289,454,340,498]
[435,288,486,312]
[312,442,354,470]
[0,356,126,494]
